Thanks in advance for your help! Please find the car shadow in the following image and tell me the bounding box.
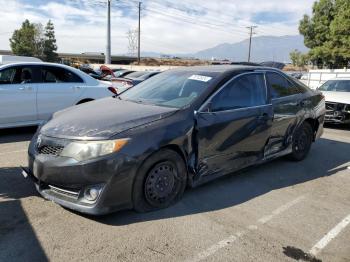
[0,166,47,261]
[0,167,39,200]
[92,137,350,226]
[324,123,350,131]
[0,200,48,261]
[0,126,37,144]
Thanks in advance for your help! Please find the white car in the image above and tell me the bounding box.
[318,78,350,124]
[0,62,113,128]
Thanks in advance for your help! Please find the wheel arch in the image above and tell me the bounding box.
[303,117,320,141]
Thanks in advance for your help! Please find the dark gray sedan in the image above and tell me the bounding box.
[22,65,326,215]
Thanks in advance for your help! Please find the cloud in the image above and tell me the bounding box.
[0,0,314,55]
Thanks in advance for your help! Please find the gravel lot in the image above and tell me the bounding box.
[0,126,349,262]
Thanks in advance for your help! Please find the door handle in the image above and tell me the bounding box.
[18,86,33,91]
[257,113,269,121]
[300,100,312,107]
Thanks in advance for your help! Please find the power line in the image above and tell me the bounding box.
[145,4,249,35]
[144,7,248,37]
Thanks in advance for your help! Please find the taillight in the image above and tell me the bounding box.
[108,86,118,95]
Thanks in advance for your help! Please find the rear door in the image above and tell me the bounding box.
[265,71,303,155]
[37,65,85,120]
[195,72,273,179]
[0,65,38,126]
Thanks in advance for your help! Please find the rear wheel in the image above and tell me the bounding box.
[288,122,313,161]
[133,149,187,212]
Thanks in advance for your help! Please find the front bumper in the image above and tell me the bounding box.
[25,136,139,215]
[325,102,350,124]
[325,112,350,124]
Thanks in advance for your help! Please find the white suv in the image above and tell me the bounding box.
[0,62,113,128]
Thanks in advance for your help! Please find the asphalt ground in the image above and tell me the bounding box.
[0,125,349,262]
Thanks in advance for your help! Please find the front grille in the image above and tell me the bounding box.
[326,102,345,112]
[325,102,336,111]
[48,185,80,199]
[38,145,64,156]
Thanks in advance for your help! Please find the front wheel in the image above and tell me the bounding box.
[288,122,313,161]
[133,149,187,212]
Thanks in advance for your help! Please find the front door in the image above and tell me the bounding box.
[0,66,38,126]
[195,72,273,181]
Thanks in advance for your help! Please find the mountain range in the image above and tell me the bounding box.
[142,35,308,63]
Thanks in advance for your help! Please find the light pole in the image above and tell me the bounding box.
[247,26,257,62]
[137,1,141,64]
[105,0,111,64]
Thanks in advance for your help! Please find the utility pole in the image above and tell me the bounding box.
[137,1,141,64]
[246,26,257,62]
[105,0,111,64]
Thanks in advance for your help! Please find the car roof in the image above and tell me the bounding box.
[0,62,100,85]
[0,62,77,70]
[173,65,276,74]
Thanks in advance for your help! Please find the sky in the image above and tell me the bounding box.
[0,0,315,55]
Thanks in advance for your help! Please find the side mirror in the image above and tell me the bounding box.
[201,101,213,113]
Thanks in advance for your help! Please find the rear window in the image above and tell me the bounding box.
[41,66,83,83]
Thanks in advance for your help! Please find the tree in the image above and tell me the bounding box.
[10,20,37,56]
[299,0,350,68]
[329,0,350,67]
[10,19,59,62]
[43,20,58,62]
[290,49,309,68]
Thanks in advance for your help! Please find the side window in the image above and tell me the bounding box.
[266,72,300,98]
[291,78,309,93]
[0,67,39,84]
[211,73,266,112]
[0,68,16,84]
[41,67,83,83]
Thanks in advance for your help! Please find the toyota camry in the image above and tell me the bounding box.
[22,65,326,215]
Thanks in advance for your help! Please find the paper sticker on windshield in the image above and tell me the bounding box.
[188,75,212,82]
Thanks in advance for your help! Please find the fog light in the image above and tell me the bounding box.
[84,187,102,202]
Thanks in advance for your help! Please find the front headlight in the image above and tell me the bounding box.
[60,138,129,161]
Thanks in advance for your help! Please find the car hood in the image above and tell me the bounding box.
[40,97,178,140]
[322,91,350,104]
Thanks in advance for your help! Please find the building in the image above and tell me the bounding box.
[0,50,137,65]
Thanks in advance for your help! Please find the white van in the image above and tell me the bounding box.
[0,55,42,65]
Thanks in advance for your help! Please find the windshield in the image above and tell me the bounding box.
[119,71,216,108]
[318,80,350,92]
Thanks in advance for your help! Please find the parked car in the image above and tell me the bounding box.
[110,69,135,79]
[79,64,103,80]
[0,62,113,129]
[318,78,350,124]
[111,71,161,93]
[23,65,325,215]
[287,72,304,80]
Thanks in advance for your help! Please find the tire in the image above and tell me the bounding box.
[288,122,313,161]
[133,149,187,213]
